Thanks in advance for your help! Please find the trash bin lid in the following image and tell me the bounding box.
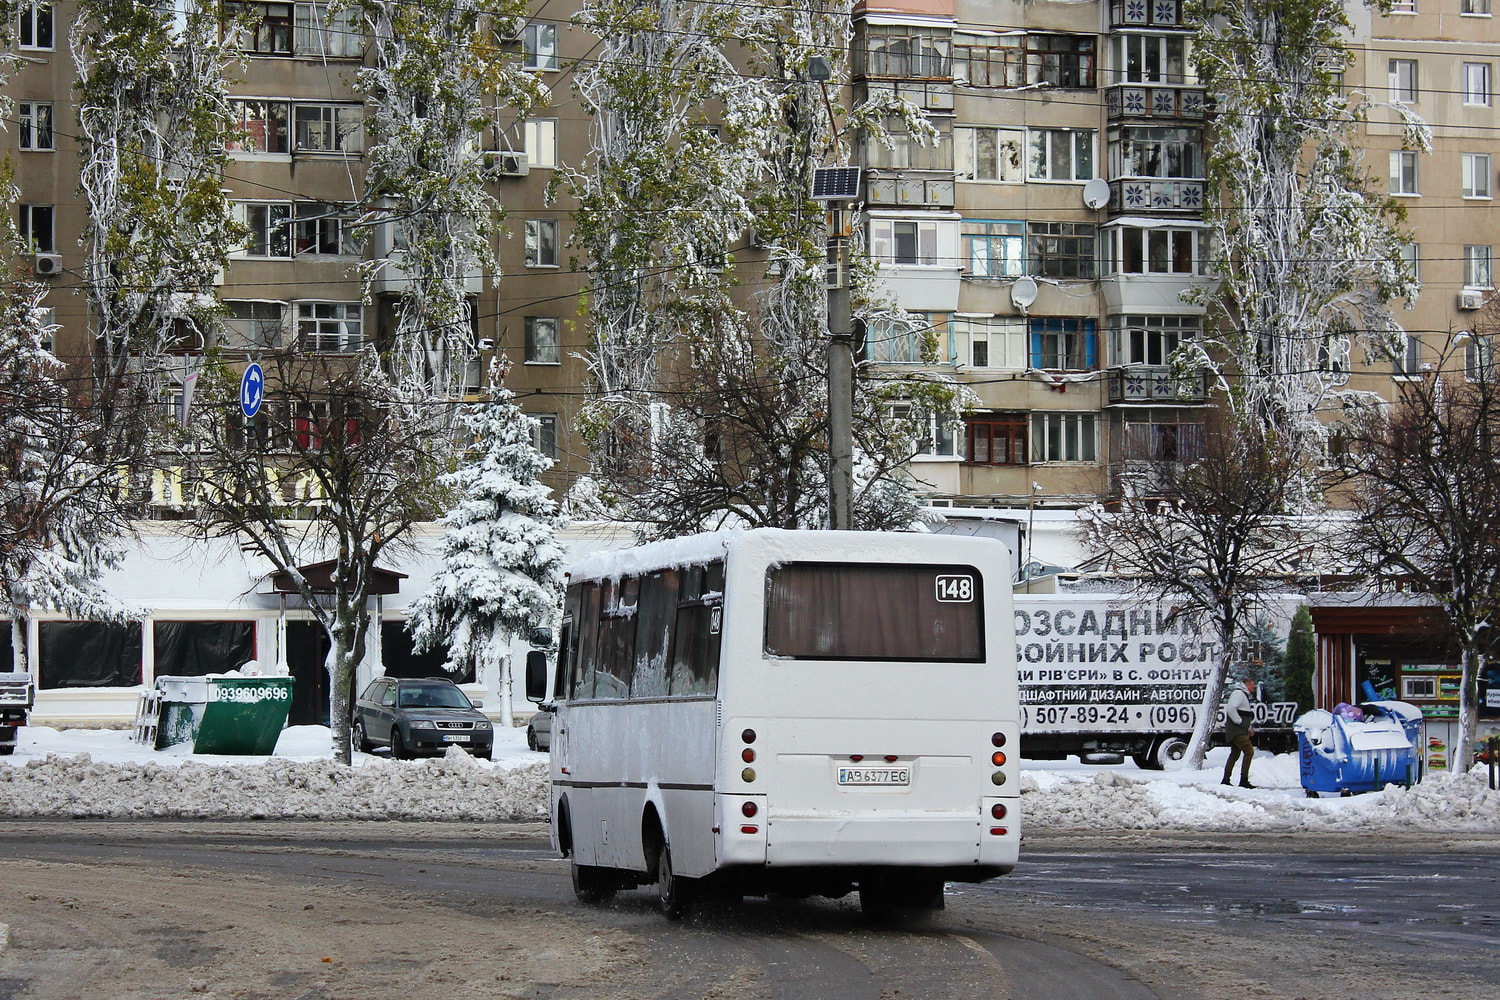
[1345,720,1413,751]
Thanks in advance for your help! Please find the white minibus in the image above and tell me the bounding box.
[526,528,1020,918]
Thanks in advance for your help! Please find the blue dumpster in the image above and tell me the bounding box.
[1295,700,1424,797]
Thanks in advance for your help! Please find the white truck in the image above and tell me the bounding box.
[1015,595,1298,768]
[1,670,34,756]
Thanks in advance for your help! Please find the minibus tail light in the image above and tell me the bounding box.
[741,801,758,818]
[991,803,1007,820]
[742,728,757,744]
[742,748,756,763]
[992,732,1006,748]
[991,751,1007,766]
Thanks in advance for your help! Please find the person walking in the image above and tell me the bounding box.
[1221,675,1258,788]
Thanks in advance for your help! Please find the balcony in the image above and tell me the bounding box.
[367,251,484,296]
[865,169,956,209]
[1106,365,1209,404]
[1109,178,1204,214]
[1109,0,1186,28]
[1105,85,1206,123]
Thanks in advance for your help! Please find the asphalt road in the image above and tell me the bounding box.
[0,823,1495,1000]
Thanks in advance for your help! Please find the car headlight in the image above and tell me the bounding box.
[410,720,436,729]
[475,720,491,730]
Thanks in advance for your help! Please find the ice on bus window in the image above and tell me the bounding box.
[631,570,679,698]
[670,603,721,695]
[763,563,984,662]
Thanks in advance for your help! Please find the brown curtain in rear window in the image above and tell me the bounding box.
[764,563,984,662]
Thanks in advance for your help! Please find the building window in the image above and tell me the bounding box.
[859,24,952,79]
[892,403,960,458]
[524,316,560,363]
[1393,332,1422,376]
[1032,412,1097,463]
[1120,409,1203,462]
[1401,242,1420,282]
[1390,150,1419,195]
[227,99,291,154]
[18,102,53,151]
[1108,314,1199,366]
[1463,0,1491,12]
[1388,59,1418,103]
[1026,34,1096,89]
[294,3,362,57]
[870,218,942,266]
[865,315,934,364]
[525,219,558,267]
[858,122,953,172]
[239,2,294,55]
[1465,335,1496,379]
[293,203,362,255]
[949,315,1026,368]
[222,301,286,351]
[18,3,53,49]
[525,118,557,168]
[1464,62,1492,106]
[1464,244,1494,288]
[952,33,1022,87]
[523,23,558,71]
[1110,126,1203,179]
[1027,222,1096,280]
[954,126,1024,182]
[1391,0,1415,10]
[1107,226,1204,275]
[293,103,362,153]
[965,412,1028,465]
[963,220,1024,278]
[1463,153,1493,198]
[1028,129,1094,182]
[529,413,559,458]
[295,302,363,352]
[1110,32,1192,85]
[1029,317,1098,371]
[18,204,54,253]
[1318,334,1350,376]
[236,202,292,257]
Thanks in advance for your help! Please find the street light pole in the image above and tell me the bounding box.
[827,227,854,530]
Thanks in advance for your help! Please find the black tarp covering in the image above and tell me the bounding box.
[382,621,470,683]
[38,622,143,688]
[153,621,256,677]
[1,622,12,671]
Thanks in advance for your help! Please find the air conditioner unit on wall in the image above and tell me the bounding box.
[486,152,529,177]
[1459,289,1486,311]
[33,253,62,277]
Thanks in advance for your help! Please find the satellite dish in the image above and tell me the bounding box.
[1011,276,1039,310]
[1082,178,1110,210]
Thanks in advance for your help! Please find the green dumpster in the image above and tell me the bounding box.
[154,675,294,755]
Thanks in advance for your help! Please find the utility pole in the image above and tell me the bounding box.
[813,167,861,531]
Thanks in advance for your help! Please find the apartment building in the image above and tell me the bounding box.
[8,1,1500,515]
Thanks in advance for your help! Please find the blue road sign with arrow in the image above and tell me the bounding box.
[240,363,264,419]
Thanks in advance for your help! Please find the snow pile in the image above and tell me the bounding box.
[3,726,1497,832]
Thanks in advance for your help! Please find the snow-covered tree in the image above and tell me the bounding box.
[1336,345,1500,773]
[567,0,960,536]
[1284,605,1316,716]
[1186,0,1421,477]
[350,0,544,399]
[406,364,565,726]
[1079,411,1318,769]
[189,350,452,763]
[70,1,244,443]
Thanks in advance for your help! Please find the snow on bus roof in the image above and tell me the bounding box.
[566,529,739,582]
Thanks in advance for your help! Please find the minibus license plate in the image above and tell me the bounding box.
[837,765,909,786]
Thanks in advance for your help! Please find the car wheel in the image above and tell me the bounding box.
[526,727,538,751]
[352,721,370,754]
[655,841,691,920]
[390,727,409,760]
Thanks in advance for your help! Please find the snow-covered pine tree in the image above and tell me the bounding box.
[0,193,136,672]
[351,0,543,400]
[407,365,565,726]
[1186,0,1421,480]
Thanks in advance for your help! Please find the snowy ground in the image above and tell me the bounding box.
[2,724,1497,832]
